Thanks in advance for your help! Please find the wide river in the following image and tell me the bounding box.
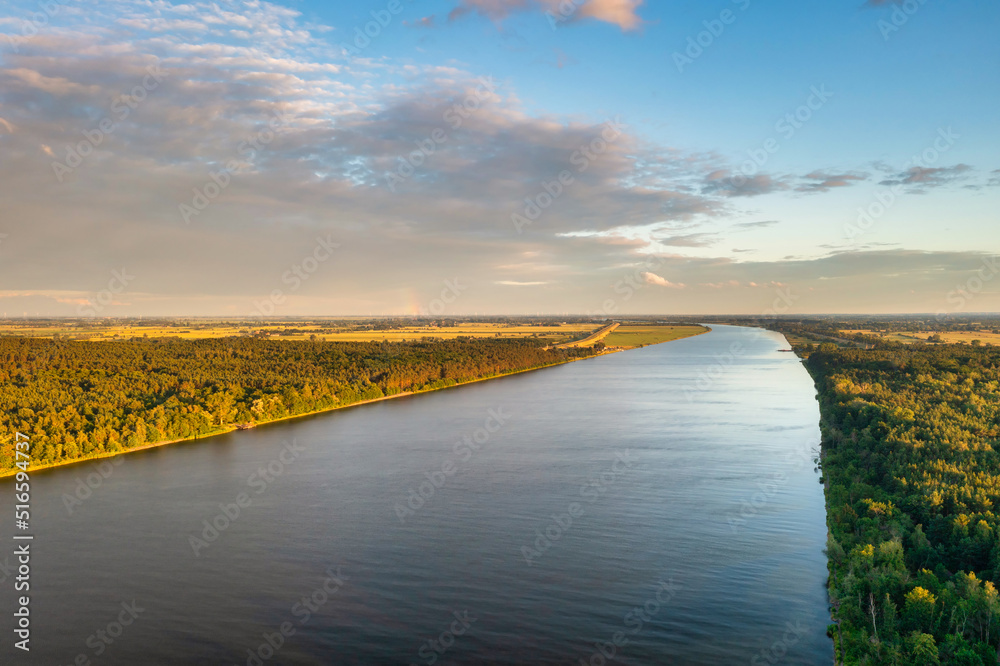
[1,325,832,665]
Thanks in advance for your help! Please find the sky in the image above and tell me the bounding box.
[0,0,997,317]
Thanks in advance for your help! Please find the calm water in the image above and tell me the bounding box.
[0,325,832,665]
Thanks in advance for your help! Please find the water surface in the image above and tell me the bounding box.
[0,325,831,664]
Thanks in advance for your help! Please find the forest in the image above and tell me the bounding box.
[0,336,596,474]
[805,341,1000,665]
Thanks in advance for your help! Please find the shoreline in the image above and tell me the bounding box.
[0,352,602,479]
[2,326,709,479]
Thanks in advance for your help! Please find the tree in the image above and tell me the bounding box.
[904,587,938,635]
[907,632,940,665]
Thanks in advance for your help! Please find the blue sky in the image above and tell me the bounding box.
[0,0,997,316]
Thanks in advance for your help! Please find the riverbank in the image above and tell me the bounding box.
[780,338,839,662]
[0,345,624,479]
[3,325,713,479]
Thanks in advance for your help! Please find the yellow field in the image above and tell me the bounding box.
[0,320,604,344]
[840,329,1000,345]
[319,324,599,344]
[602,324,709,349]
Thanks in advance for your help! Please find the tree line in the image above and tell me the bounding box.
[806,342,1000,665]
[0,337,597,473]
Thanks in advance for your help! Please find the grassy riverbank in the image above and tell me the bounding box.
[602,324,710,349]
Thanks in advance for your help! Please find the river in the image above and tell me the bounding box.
[0,324,832,665]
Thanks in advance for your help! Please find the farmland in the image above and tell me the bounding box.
[601,324,709,349]
[0,318,606,345]
[839,328,1000,345]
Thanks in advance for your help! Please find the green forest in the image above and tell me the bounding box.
[806,342,1000,665]
[0,336,596,474]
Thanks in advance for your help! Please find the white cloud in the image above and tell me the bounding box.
[641,272,684,288]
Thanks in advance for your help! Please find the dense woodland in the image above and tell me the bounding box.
[0,337,595,473]
[806,342,1000,664]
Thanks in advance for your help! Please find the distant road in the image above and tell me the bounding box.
[554,322,619,349]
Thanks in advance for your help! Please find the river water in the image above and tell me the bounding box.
[0,324,832,665]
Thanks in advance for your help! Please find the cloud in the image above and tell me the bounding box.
[733,220,778,230]
[641,272,684,288]
[653,232,715,247]
[549,48,577,69]
[988,169,1000,187]
[700,280,742,289]
[575,0,645,30]
[447,0,644,30]
[0,0,993,317]
[406,16,437,28]
[701,170,788,197]
[796,170,869,193]
[879,164,973,193]
[0,3,733,316]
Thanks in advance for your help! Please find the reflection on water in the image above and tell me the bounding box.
[0,324,831,665]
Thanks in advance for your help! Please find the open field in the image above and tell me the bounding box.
[840,329,1000,345]
[0,319,713,350]
[0,320,604,344]
[782,333,819,347]
[602,324,709,349]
